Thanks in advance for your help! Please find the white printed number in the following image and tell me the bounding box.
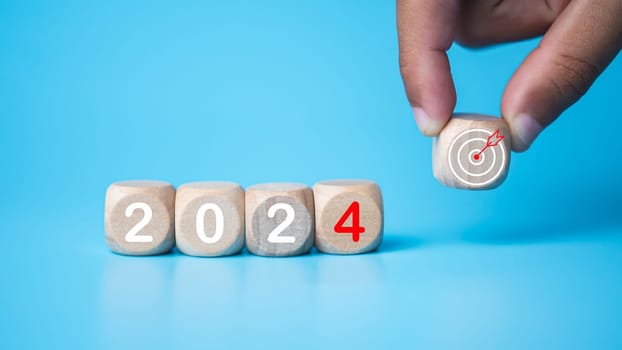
[125,202,154,243]
[267,203,296,243]
[196,203,224,244]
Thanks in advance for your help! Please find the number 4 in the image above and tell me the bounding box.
[334,201,365,242]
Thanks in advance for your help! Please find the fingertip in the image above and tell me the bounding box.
[504,113,544,152]
[403,52,456,137]
[413,107,449,136]
[397,0,459,138]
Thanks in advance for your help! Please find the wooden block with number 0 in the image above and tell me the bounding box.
[245,183,315,257]
[104,180,176,255]
[175,182,245,257]
[313,180,383,254]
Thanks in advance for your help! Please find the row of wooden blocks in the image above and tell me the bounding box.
[105,180,383,257]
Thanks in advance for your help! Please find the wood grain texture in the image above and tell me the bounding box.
[245,183,314,257]
[175,182,245,257]
[313,179,383,254]
[104,180,175,255]
[433,114,512,190]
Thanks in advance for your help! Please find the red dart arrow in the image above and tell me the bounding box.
[473,129,505,160]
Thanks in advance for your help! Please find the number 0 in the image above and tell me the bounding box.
[195,203,225,244]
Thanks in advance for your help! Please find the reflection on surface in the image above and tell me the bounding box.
[99,253,176,348]
[97,245,394,348]
[65,230,622,348]
[170,253,245,343]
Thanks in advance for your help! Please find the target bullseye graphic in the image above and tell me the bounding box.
[448,128,507,188]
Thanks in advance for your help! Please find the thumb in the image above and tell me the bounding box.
[501,0,622,152]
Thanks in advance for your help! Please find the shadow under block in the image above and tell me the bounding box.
[313,180,383,254]
[175,182,245,257]
[245,183,315,257]
[433,114,511,190]
[105,180,176,255]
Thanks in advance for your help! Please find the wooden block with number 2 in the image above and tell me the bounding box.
[313,180,383,254]
[104,180,176,255]
[245,183,315,257]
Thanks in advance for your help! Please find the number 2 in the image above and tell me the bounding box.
[125,202,154,243]
[334,201,365,242]
[267,203,296,243]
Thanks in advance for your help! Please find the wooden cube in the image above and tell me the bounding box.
[175,182,245,257]
[313,180,383,254]
[105,180,175,255]
[245,183,314,257]
[433,114,511,190]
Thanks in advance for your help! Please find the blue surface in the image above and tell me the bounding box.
[2,1,622,349]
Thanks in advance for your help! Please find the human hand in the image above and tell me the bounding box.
[397,0,622,151]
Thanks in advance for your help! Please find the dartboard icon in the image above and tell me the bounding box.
[447,128,507,188]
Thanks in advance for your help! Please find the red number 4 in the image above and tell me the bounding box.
[334,201,366,242]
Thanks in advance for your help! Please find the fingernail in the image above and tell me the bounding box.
[512,113,543,152]
[413,107,444,136]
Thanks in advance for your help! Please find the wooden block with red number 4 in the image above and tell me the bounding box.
[313,180,383,254]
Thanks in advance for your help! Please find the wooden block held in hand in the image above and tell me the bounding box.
[105,180,175,255]
[433,114,511,190]
[175,182,245,257]
[245,183,314,257]
[313,179,383,254]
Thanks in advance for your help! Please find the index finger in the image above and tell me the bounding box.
[397,0,459,136]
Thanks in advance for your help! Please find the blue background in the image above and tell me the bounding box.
[2,1,621,349]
